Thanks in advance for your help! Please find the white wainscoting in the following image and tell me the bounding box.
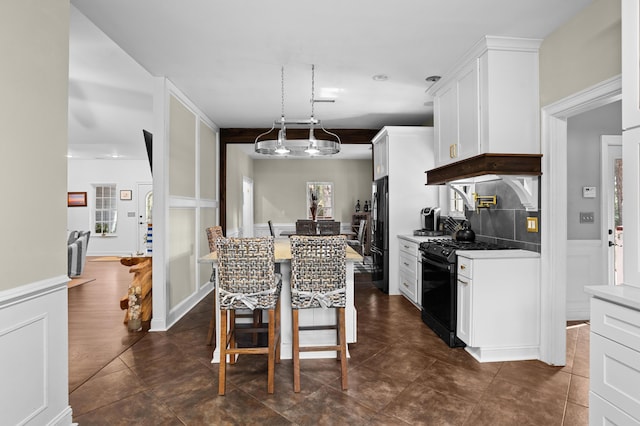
[567,240,607,320]
[0,276,73,425]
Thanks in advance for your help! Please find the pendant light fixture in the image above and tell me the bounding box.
[254,65,341,156]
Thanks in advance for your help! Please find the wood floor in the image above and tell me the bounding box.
[68,257,148,392]
[68,260,590,425]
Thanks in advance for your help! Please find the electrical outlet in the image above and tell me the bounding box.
[579,212,594,223]
[526,217,538,232]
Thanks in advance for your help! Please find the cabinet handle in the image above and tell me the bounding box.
[458,279,469,285]
[402,281,409,288]
[460,265,466,270]
[403,262,410,267]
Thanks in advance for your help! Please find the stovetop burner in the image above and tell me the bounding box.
[420,239,512,263]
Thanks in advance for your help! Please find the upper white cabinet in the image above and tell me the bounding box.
[429,36,541,167]
[372,131,389,180]
[623,0,640,130]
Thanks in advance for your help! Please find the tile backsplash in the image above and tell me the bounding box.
[463,178,541,252]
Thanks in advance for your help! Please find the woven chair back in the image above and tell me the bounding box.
[318,220,341,235]
[290,235,347,308]
[206,226,224,253]
[215,237,279,310]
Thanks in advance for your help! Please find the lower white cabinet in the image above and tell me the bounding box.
[588,295,640,424]
[456,250,540,362]
[397,237,422,307]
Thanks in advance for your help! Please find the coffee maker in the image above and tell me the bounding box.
[414,207,441,236]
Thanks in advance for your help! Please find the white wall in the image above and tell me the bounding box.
[67,159,152,256]
[567,101,622,240]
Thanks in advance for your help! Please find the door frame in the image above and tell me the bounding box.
[540,75,621,365]
[600,136,623,286]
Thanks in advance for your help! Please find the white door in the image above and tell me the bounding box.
[602,136,623,286]
[137,183,153,255]
[242,176,254,237]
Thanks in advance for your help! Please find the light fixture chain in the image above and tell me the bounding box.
[311,64,315,117]
[281,66,285,119]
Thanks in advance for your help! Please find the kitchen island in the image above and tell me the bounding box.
[199,237,361,363]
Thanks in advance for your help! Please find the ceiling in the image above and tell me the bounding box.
[68,0,593,161]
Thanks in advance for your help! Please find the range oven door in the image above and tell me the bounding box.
[420,254,465,347]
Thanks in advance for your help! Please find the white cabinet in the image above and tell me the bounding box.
[429,36,541,167]
[455,250,540,362]
[434,60,479,165]
[372,132,388,180]
[623,0,640,130]
[589,296,640,424]
[373,127,439,296]
[398,237,421,307]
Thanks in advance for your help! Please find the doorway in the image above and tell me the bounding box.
[242,176,254,237]
[137,183,153,255]
[601,136,623,285]
[541,76,621,365]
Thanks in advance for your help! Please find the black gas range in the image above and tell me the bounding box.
[419,239,512,264]
[419,238,512,347]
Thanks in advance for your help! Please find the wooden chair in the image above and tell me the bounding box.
[289,235,348,392]
[216,237,282,395]
[318,220,341,235]
[295,219,317,235]
[205,226,262,347]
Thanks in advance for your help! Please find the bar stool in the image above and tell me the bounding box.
[289,235,348,392]
[206,227,263,347]
[215,237,282,395]
[205,226,224,346]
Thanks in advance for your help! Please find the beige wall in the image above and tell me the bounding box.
[166,93,218,312]
[253,158,372,224]
[200,121,217,200]
[169,95,197,197]
[0,0,69,290]
[539,0,621,107]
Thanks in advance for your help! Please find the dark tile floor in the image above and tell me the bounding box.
[69,271,589,425]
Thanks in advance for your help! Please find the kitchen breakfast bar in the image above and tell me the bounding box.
[199,237,361,363]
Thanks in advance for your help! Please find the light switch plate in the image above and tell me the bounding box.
[526,217,538,232]
[580,212,595,223]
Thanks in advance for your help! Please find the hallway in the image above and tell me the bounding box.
[68,260,589,425]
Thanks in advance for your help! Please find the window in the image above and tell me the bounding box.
[307,182,333,219]
[94,184,118,235]
[449,186,467,218]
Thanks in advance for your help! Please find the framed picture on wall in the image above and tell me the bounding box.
[120,189,132,200]
[68,192,87,207]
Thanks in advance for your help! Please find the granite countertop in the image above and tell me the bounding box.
[585,284,640,311]
[456,249,541,259]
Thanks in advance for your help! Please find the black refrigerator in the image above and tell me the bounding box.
[370,176,389,293]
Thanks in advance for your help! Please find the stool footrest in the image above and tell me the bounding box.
[298,325,337,331]
[299,345,342,352]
